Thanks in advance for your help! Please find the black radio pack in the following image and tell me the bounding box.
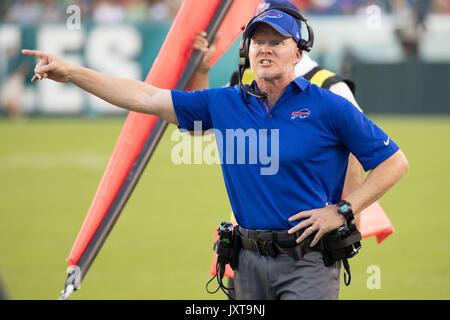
[320,222,362,285]
[206,221,240,299]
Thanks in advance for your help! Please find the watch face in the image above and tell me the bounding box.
[340,203,351,213]
[338,201,353,222]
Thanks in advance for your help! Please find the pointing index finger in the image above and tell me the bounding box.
[22,49,46,59]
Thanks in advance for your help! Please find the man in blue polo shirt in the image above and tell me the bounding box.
[23,8,408,300]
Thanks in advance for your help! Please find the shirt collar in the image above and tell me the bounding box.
[251,76,309,93]
[250,76,310,100]
[292,76,310,91]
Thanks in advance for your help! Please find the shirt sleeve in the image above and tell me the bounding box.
[330,97,400,172]
[171,89,213,131]
[328,81,363,112]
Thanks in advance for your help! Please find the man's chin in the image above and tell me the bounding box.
[257,72,281,82]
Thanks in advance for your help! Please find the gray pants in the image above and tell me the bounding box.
[234,249,341,300]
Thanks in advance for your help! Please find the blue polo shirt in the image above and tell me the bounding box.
[171,77,399,230]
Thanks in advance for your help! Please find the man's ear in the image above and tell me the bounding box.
[295,49,302,65]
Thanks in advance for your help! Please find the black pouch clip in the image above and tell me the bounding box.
[320,222,362,286]
[207,222,241,300]
[215,222,241,275]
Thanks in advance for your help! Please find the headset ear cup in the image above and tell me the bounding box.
[302,24,314,52]
[239,37,250,68]
[239,37,245,59]
[299,40,311,52]
[245,38,251,67]
[298,39,307,51]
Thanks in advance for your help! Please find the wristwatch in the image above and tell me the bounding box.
[337,200,354,223]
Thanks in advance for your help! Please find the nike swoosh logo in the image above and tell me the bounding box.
[384,137,390,145]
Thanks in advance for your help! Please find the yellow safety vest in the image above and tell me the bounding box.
[239,67,355,92]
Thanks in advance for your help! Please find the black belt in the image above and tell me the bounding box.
[237,226,320,259]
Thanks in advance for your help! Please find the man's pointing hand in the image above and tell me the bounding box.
[22,49,72,83]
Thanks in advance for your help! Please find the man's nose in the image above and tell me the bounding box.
[259,43,272,54]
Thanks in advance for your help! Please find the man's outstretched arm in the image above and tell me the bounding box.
[22,49,178,125]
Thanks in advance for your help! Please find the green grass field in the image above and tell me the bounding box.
[0,115,449,300]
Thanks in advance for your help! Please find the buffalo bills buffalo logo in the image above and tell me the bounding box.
[291,108,311,119]
[257,12,283,19]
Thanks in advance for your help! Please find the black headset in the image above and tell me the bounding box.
[238,6,314,102]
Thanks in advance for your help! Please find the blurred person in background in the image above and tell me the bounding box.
[40,0,65,23]
[391,0,431,60]
[0,1,12,20]
[148,0,170,22]
[148,0,181,23]
[338,0,362,15]
[306,0,342,15]
[0,44,29,119]
[4,0,43,24]
[0,63,27,119]
[93,0,125,24]
[166,0,182,20]
[123,0,149,23]
[432,0,450,14]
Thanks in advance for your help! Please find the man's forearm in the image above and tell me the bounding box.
[68,65,153,113]
[342,153,364,229]
[67,65,178,124]
[190,69,210,91]
[345,150,409,216]
[342,153,364,197]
